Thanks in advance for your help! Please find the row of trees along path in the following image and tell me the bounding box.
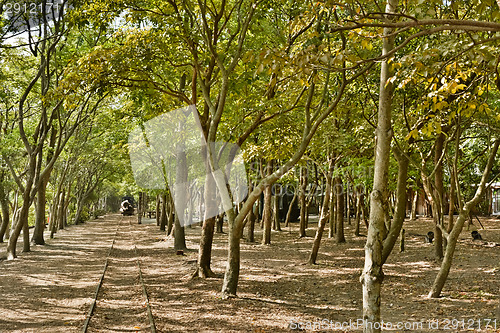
[0,214,162,333]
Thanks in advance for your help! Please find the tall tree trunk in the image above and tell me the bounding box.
[329,188,335,237]
[355,189,362,236]
[73,195,85,225]
[284,188,297,227]
[57,190,65,230]
[160,193,167,231]
[361,0,396,331]
[347,183,351,225]
[221,216,242,297]
[137,191,143,224]
[299,166,307,238]
[0,179,10,242]
[410,190,418,221]
[156,194,161,226]
[308,158,334,264]
[7,194,31,259]
[194,172,217,278]
[429,139,499,298]
[49,196,59,238]
[262,160,273,244]
[7,159,36,259]
[216,213,224,233]
[433,133,445,258]
[272,192,281,231]
[381,146,409,264]
[447,167,456,232]
[248,203,256,242]
[22,216,30,252]
[335,175,346,244]
[167,194,174,236]
[173,145,188,251]
[32,176,49,245]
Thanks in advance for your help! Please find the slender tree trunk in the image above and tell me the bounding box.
[167,194,174,236]
[272,192,281,231]
[32,174,49,245]
[137,191,143,224]
[355,190,362,236]
[329,188,335,237]
[7,157,36,259]
[362,190,369,229]
[57,190,65,230]
[7,194,31,259]
[335,175,346,244]
[0,181,10,242]
[308,158,334,264]
[22,215,30,252]
[381,146,409,264]
[361,1,396,330]
[63,186,71,227]
[429,139,499,298]
[433,133,445,258]
[262,160,273,244]
[173,144,187,251]
[299,166,307,237]
[73,195,85,225]
[194,172,217,278]
[410,190,418,220]
[447,168,456,232]
[248,204,256,242]
[347,183,351,225]
[284,188,298,227]
[49,197,58,238]
[221,218,242,297]
[156,194,161,226]
[216,213,224,233]
[160,193,167,231]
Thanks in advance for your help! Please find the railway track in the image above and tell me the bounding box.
[82,216,156,333]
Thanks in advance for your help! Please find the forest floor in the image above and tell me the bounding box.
[0,214,498,332]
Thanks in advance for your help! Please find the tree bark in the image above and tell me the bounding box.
[248,203,256,242]
[433,133,445,258]
[221,218,242,297]
[360,0,396,331]
[272,192,281,231]
[32,175,49,245]
[299,166,307,237]
[447,167,456,232]
[137,191,143,224]
[335,175,346,243]
[160,193,167,231]
[57,190,65,230]
[156,194,161,226]
[167,193,174,236]
[329,187,335,237]
[284,187,298,228]
[308,158,334,264]
[262,160,273,244]
[0,179,10,242]
[173,144,187,250]
[355,188,362,236]
[429,139,499,298]
[410,190,418,220]
[381,146,409,265]
[194,172,217,278]
[7,159,36,259]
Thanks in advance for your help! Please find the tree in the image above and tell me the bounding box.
[360,1,397,331]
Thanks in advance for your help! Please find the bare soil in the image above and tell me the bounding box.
[0,214,498,332]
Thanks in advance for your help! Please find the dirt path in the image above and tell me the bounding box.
[0,214,498,332]
[0,214,161,333]
[85,218,155,333]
